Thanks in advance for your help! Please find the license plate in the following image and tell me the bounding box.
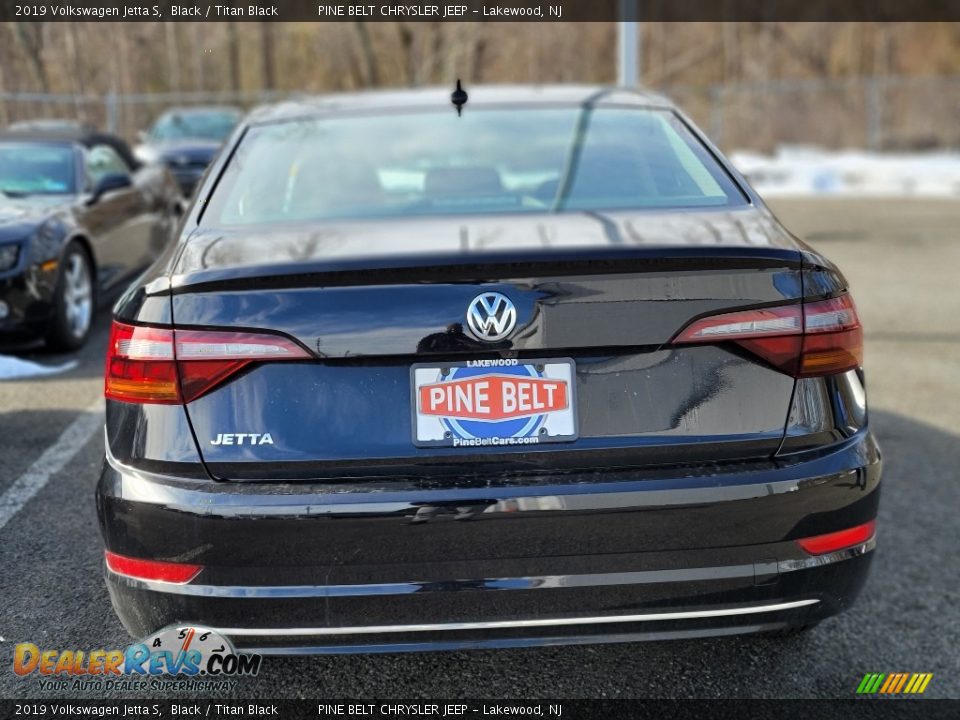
[411,359,578,448]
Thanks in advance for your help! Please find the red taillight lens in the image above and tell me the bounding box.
[673,294,862,378]
[105,322,180,403]
[105,551,202,584]
[796,520,876,555]
[105,321,310,404]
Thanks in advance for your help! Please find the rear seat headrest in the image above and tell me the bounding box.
[424,166,502,195]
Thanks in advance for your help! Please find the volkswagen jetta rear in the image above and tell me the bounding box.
[96,86,880,653]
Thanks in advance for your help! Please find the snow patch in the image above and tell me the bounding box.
[0,355,79,380]
[730,146,960,198]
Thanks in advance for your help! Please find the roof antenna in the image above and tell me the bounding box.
[451,79,468,116]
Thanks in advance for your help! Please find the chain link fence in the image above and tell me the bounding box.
[668,75,960,152]
[0,89,291,142]
[1,76,958,152]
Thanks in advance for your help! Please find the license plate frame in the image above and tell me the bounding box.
[410,358,578,449]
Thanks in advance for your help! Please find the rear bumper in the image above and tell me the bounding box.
[105,554,873,654]
[96,430,881,653]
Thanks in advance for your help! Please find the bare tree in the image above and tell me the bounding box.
[14,22,49,92]
[227,22,242,91]
[469,24,488,83]
[397,24,416,86]
[165,23,182,92]
[260,22,276,89]
[354,23,380,86]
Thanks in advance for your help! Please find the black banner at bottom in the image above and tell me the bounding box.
[2,700,959,720]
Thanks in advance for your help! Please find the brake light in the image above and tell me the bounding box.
[105,551,202,584]
[105,321,310,404]
[673,294,862,378]
[796,520,876,555]
[104,323,179,403]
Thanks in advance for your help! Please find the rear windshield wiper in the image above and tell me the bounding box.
[0,188,28,198]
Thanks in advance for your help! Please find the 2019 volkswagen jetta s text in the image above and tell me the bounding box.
[97,86,880,654]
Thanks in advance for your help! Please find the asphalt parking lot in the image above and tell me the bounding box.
[1,198,958,700]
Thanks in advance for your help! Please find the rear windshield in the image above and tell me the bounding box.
[151,110,240,142]
[203,107,747,226]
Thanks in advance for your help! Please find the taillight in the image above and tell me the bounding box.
[174,328,309,402]
[673,294,862,378]
[798,295,863,377]
[105,551,202,584]
[105,321,310,404]
[105,323,179,403]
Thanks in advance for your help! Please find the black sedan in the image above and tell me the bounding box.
[0,129,181,350]
[134,106,242,197]
[97,86,880,653]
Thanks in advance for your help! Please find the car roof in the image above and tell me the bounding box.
[6,119,96,133]
[156,106,243,117]
[0,127,140,169]
[246,85,676,124]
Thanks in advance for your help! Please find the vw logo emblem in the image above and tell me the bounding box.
[466,292,517,342]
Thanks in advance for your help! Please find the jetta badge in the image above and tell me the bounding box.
[466,292,517,342]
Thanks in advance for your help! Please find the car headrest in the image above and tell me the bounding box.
[287,155,383,215]
[567,144,656,199]
[424,167,503,196]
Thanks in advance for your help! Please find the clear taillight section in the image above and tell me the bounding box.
[105,321,310,404]
[673,294,863,378]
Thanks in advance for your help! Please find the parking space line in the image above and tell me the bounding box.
[0,398,104,531]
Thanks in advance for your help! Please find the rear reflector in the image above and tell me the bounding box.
[105,321,311,404]
[105,551,202,584]
[673,294,862,378]
[796,520,876,555]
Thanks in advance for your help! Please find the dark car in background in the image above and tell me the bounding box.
[98,86,880,653]
[0,128,181,350]
[134,106,242,197]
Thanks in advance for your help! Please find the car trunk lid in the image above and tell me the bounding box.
[170,209,805,480]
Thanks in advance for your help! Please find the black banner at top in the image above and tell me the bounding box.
[2,0,960,22]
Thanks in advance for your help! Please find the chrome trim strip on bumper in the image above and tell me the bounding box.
[216,599,819,637]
